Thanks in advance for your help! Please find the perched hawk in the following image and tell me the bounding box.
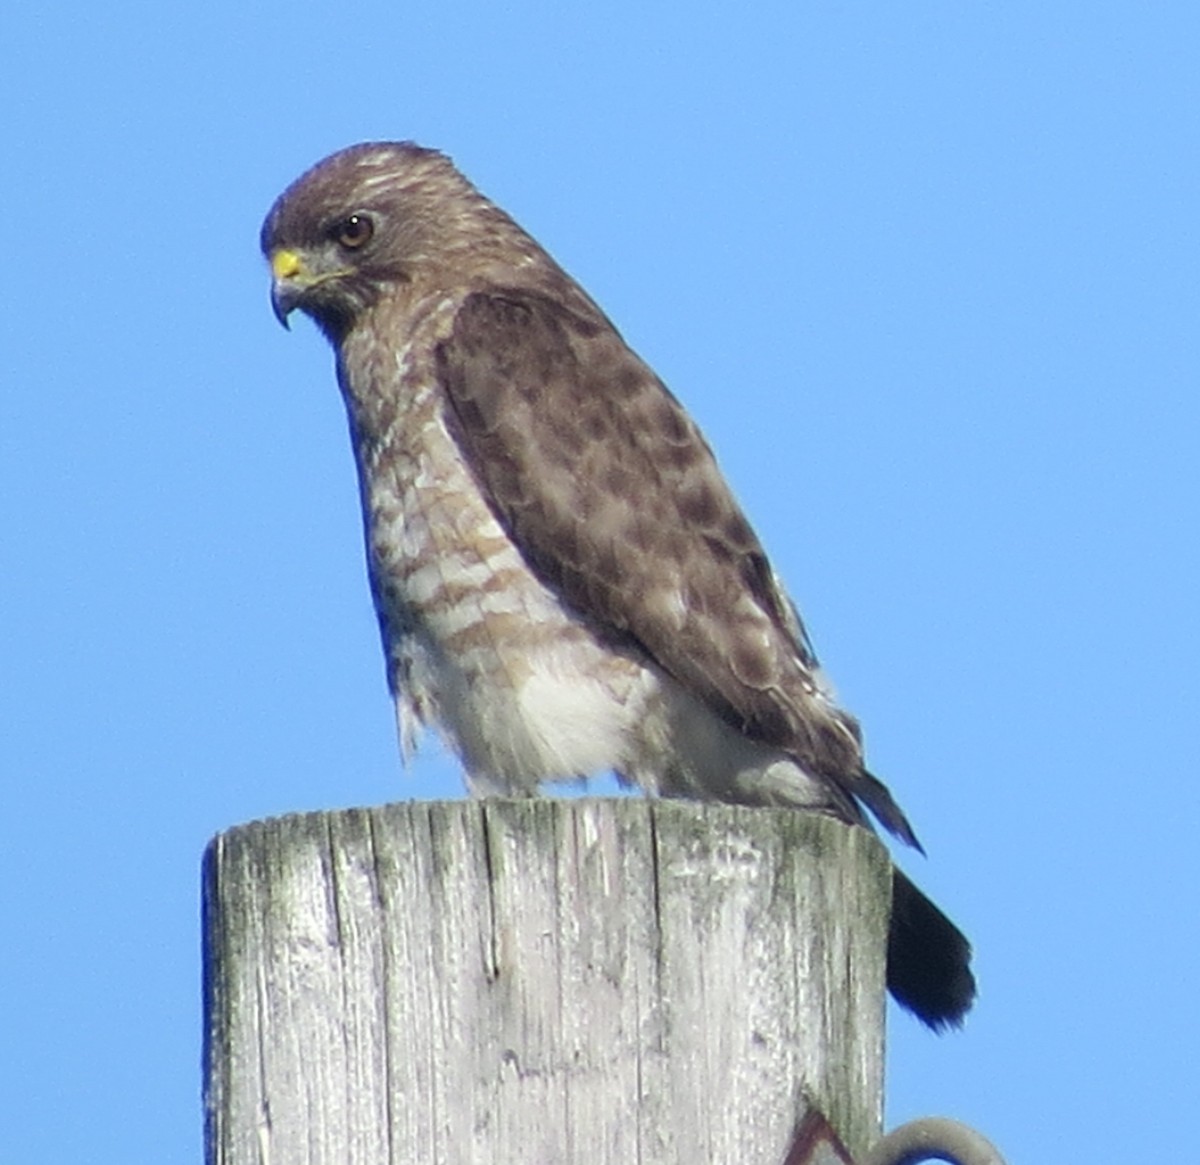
[262,142,975,1029]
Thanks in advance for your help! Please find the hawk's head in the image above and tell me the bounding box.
[261,141,497,341]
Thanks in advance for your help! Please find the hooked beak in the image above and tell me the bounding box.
[270,284,297,329]
[269,248,307,329]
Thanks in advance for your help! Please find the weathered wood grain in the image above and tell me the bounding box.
[204,799,888,1165]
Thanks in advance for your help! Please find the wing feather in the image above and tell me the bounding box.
[435,290,866,768]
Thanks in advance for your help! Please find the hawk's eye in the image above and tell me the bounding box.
[334,214,374,249]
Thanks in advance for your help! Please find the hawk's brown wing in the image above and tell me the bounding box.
[435,288,859,780]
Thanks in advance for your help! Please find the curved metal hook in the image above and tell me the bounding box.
[860,1117,1006,1165]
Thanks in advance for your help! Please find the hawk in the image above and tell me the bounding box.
[261,142,975,1029]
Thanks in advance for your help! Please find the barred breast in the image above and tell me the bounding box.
[335,295,654,794]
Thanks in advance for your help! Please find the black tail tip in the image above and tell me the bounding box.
[887,869,976,1032]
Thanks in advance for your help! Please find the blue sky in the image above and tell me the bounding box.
[3,3,1197,1162]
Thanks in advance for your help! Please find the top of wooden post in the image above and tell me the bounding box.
[204,798,890,1165]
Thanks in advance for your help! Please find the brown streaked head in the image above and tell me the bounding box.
[261,141,472,341]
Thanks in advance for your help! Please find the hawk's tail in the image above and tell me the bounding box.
[887,869,976,1030]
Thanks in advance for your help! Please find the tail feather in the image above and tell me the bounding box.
[887,869,976,1031]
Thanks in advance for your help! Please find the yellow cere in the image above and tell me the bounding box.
[271,249,303,280]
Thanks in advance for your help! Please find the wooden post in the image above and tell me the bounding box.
[203,799,889,1165]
